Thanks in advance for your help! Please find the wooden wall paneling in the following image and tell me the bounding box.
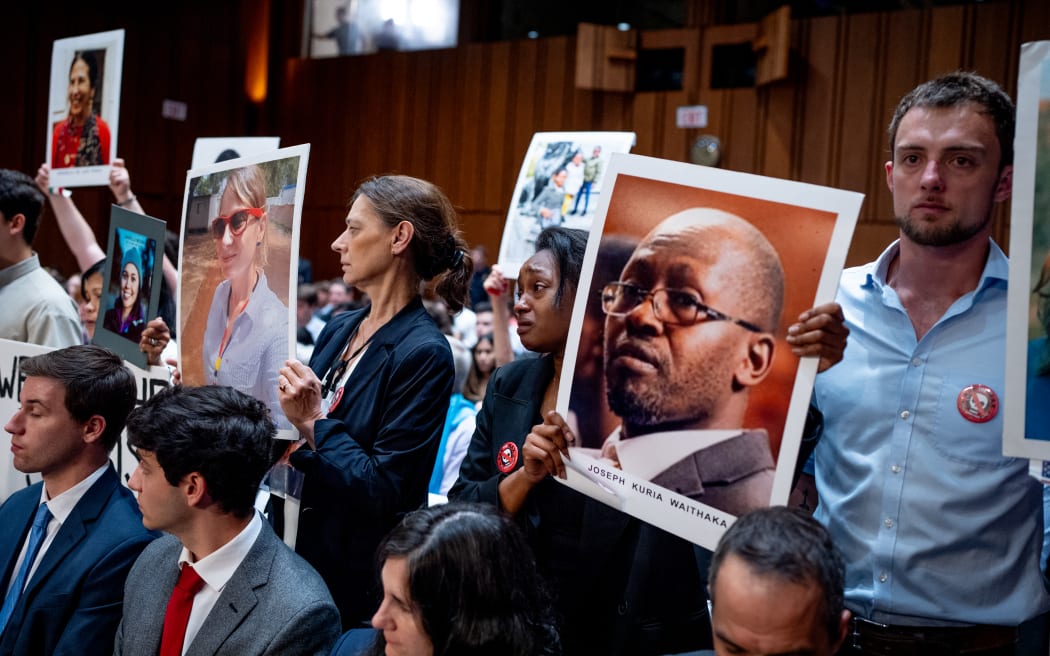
[386,52,412,180]
[455,44,486,209]
[926,6,967,78]
[758,80,796,179]
[697,24,757,173]
[661,91,690,161]
[1018,0,1050,44]
[429,49,463,191]
[509,38,540,194]
[723,88,758,174]
[631,92,660,157]
[481,41,512,215]
[795,16,841,187]
[355,56,385,178]
[543,37,572,131]
[835,12,884,224]
[406,53,436,178]
[970,2,1017,90]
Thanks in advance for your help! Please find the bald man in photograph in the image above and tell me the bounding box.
[599,208,785,516]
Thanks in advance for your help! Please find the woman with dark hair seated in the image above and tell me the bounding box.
[331,502,560,656]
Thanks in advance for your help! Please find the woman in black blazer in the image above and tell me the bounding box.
[278,175,472,628]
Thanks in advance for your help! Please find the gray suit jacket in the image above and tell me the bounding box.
[650,429,775,517]
[113,519,340,656]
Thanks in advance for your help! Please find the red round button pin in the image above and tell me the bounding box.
[497,441,519,473]
[956,383,998,423]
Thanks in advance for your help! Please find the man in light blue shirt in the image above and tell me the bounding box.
[811,72,1050,654]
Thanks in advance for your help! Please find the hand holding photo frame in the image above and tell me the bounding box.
[46,29,124,189]
[93,207,167,370]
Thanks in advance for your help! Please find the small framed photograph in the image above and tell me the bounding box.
[46,29,125,189]
[93,206,166,369]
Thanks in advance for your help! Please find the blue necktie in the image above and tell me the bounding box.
[0,503,52,636]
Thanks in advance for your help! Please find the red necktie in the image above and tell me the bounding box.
[159,564,205,656]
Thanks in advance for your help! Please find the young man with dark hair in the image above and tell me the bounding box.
[0,345,156,655]
[115,385,340,656]
[0,169,81,347]
[808,72,1049,653]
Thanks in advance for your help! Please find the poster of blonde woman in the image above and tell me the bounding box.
[177,145,310,437]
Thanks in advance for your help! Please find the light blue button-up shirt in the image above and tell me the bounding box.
[813,239,1050,626]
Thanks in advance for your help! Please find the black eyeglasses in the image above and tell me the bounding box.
[210,207,263,239]
[601,282,763,332]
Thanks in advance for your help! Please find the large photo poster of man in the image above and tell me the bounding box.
[497,131,635,276]
[177,145,310,437]
[46,29,124,189]
[1005,41,1050,459]
[557,153,862,549]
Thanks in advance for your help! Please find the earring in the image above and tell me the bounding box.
[257,241,262,246]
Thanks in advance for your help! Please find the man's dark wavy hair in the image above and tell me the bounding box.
[887,71,1015,171]
[709,506,845,642]
[125,385,275,518]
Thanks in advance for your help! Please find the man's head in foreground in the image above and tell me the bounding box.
[709,506,850,656]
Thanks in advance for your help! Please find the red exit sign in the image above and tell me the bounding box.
[676,105,708,128]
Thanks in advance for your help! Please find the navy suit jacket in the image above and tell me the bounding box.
[0,464,157,656]
[289,297,452,628]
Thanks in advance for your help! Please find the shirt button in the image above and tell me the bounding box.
[879,572,888,583]
[891,465,901,474]
[900,410,910,420]
[911,357,922,367]
[884,518,894,528]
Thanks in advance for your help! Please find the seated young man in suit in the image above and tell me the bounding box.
[0,344,157,656]
[114,385,341,656]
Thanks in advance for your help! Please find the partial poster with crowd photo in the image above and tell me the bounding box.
[497,131,636,277]
[176,145,310,438]
[46,29,124,189]
[557,153,863,550]
[1005,41,1050,462]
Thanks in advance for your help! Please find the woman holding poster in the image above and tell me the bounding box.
[51,51,111,168]
[202,164,289,427]
[277,175,472,628]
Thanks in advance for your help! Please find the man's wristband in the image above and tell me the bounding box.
[117,193,137,207]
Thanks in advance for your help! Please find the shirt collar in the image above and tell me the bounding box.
[39,463,109,524]
[605,427,744,480]
[178,512,262,593]
[865,238,1008,292]
[0,253,40,287]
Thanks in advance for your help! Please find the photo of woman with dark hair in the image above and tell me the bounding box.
[51,50,110,168]
[330,503,560,656]
[102,245,146,343]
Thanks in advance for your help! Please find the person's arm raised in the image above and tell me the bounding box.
[35,163,105,271]
[484,265,515,366]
